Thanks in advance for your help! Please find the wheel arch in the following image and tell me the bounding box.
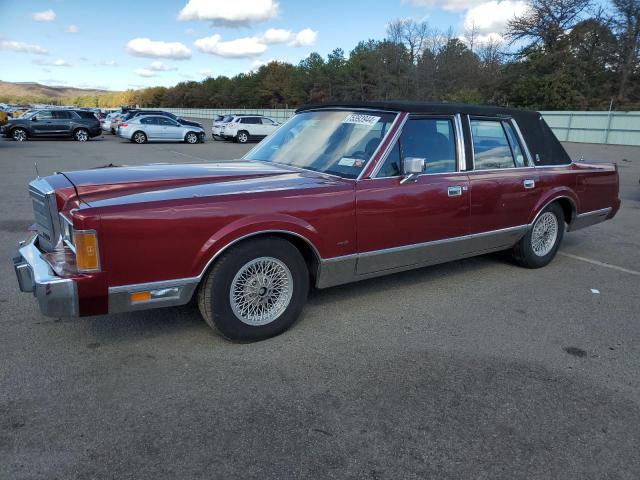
[528,191,578,227]
[196,228,323,286]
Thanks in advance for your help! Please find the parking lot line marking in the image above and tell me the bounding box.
[559,252,640,276]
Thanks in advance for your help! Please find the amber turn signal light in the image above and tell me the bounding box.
[130,291,151,303]
[73,230,100,272]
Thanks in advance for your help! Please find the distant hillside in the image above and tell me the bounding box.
[0,80,114,99]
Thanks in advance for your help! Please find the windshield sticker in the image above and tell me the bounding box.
[338,157,365,167]
[342,114,380,126]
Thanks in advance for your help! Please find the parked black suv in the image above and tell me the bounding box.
[1,109,101,141]
[119,110,203,129]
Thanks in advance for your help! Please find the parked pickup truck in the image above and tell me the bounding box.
[13,102,620,341]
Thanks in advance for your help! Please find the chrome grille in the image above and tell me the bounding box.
[28,178,59,252]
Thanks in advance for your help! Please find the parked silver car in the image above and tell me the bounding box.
[117,115,205,144]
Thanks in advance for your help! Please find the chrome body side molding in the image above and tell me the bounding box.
[108,277,200,314]
[567,207,612,232]
[316,224,528,289]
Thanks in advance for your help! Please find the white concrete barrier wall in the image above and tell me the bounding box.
[162,108,640,146]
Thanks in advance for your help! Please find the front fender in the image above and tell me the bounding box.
[192,213,324,277]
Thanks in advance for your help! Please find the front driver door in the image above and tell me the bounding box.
[31,110,55,135]
[355,116,470,275]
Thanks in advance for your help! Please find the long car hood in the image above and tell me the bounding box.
[60,160,347,208]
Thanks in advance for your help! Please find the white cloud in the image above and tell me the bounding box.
[404,0,487,11]
[148,61,177,71]
[33,58,71,67]
[0,40,49,55]
[259,28,292,44]
[185,28,196,35]
[177,0,279,26]
[289,28,317,47]
[194,34,267,58]
[134,68,157,78]
[463,0,527,36]
[126,38,192,59]
[249,58,273,71]
[32,9,56,21]
[65,24,79,33]
[99,60,118,66]
[198,69,215,77]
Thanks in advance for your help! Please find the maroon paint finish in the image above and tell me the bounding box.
[44,118,620,318]
[356,173,470,252]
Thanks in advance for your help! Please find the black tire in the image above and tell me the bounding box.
[185,131,199,144]
[212,134,220,141]
[197,237,309,341]
[132,131,147,144]
[12,128,28,142]
[512,202,565,268]
[111,128,116,135]
[74,128,89,142]
[236,130,249,144]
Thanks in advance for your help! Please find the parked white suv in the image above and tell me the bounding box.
[221,115,280,143]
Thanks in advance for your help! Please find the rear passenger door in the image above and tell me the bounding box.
[466,117,540,235]
[140,116,161,139]
[52,110,73,134]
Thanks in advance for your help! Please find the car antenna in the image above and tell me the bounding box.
[58,171,88,207]
[34,162,40,178]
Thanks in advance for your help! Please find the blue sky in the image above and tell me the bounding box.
[0,0,527,91]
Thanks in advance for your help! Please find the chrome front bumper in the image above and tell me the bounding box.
[13,235,78,317]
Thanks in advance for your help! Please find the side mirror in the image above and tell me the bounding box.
[31,116,38,122]
[401,157,425,184]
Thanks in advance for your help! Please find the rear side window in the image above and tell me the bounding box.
[140,117,157,125]
[470,119,516,170]
[53,111,72,119]
[241,117,259,124]
[157,117,177,126]
[503,122,526,167]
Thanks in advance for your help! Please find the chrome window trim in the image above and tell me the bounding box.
[454,113,466,172]
[368,112,408,179]
[370,114,461,180]
[509,118,534,167]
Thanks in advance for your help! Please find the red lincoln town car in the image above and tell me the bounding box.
[14,102,620,341]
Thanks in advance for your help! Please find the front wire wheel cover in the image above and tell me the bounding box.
[229,257,293,326]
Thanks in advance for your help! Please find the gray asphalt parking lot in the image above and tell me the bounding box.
[1,131,639,479]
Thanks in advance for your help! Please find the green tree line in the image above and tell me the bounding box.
[2,0,638,110]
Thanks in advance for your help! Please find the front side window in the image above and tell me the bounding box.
[33,110,53,120]
[261,117,275,125]
[470,119,517,170]
[375,118,457,177]
[157,117,177,126]
[245,110,397,179]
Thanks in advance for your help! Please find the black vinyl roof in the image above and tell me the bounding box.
[296,101,571,166]
[297,101,537,119]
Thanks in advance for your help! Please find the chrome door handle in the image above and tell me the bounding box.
[523,179,535,189]
[447,186,463,197]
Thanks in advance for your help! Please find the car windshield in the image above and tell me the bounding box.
[244,110,397,179]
